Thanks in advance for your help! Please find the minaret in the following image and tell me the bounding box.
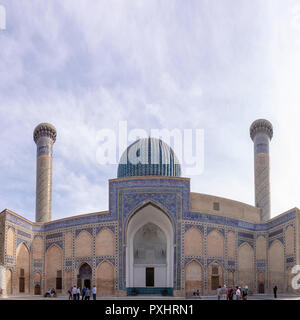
[250,119,273,222]
[33,123,57,222]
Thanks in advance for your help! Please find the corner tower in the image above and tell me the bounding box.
[33,123,57,222]
[250,119,273,222]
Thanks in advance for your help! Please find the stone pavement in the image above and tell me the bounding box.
[1,294,300,300]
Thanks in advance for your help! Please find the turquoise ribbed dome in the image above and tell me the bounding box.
[117,137,181,178]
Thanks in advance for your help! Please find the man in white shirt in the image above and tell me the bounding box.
[235,286,241,300]
[92,285,97,300]
[72,286,77,300]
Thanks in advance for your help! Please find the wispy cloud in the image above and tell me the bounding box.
[0,0,299,220]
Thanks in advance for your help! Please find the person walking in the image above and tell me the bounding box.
[273,285,278,299]
[85,287,90,300]
[235,286,241,300]
[72,285,77,300]
[242,286,248,300]
[226,287,232,300]
[82,287,86,300]
[222,285,227,300]
[77,287,80,300]
[92,285,97,300]
[217,286,222,300]
[68,287,72,300]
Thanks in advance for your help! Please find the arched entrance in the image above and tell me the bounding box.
[257,272,265,293]
[77,263,92,289]
[34,272,42,295]
[126,203,174,295]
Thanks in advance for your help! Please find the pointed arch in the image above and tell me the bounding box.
[96,260,115,296]
[6,269,13,295]
[96,228,114,256]
[185,260,204,295]
[33,272,42,295]
[75,230,93,258]
[268,240,284,291]
[256,236,267,260]
[45,244,63,291]
[126,203,174,289]
[207,230,225,257]
[257,271,265,293]
[16,242,30,294]
[184,227,204,256]
[77,261,93,273]
[207,260,224,292]
[238,242,254,289]
[32,236,43,260]
[125,200,175,240]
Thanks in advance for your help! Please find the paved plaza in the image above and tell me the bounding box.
[1,294,300,300]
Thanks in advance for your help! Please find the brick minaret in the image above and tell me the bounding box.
[33,123,57,222]
[250,119,273,222]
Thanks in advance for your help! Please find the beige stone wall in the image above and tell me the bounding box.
[96,229,114,256]
[16,243,30,294]
[32,236,43,260]
[268,240,284,292]
[6,228,15,257]
[207,230,224,257]
[185,260,203,294]
[65,271,72,290]
[6,269,12,295]
[96,261,114,295]
[227,232,235,259]
[285,226,294,256]
[238,243,254,290]
[45,245,62,291]
[286,267,294,293]
[75,231,92,258]
[64,232,73,259]
[256,236,267,260]
[190,193,261,223]
[228,270,234,287]
[184,228,204,256]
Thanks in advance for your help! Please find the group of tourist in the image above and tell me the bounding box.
[217,285,248,300]
[44,288,56,297]
[68,285,97,300]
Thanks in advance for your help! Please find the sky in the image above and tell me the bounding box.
[0,0,299,221]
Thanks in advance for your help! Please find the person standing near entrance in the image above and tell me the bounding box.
[77,287,81,300]
[72,286,77,300]
[217,286,222,300]
[68,287,72,300]
[273,285,278,298]
[92,285,97,300]
[235,286,241,300]
[82,287,86,300]
[85,287,90,300]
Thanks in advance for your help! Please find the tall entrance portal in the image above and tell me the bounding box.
[126,204,174,295]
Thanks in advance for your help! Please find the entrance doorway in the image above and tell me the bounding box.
[146,268,154,287]
[34,284,41,295]
[258,282,265,293]
[77,263,92,289]
[19,277,25,293]
[84,279,91,289]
